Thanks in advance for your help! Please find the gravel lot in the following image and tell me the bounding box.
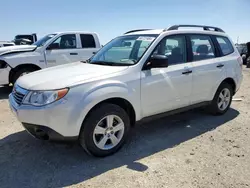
[0,67,249,188]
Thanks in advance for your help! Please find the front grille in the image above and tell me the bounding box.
[12,85,28,105]
[13,92,25,105]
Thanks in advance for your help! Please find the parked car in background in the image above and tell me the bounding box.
[236,44,248,65]
[13,33,37,45]
[0,31,101,86]
[0,41,15,47]
[246,42,250,68]
[9,25,242,157]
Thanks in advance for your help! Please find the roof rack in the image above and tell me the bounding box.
[124,29,152,34]
[165,25,225,33]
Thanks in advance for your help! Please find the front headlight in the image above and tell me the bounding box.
[23,88,69,106]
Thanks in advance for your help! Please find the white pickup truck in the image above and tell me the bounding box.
[0,31,101,85]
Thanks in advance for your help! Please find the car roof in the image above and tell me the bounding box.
[124,25,229,37]
[125,29,229,37]
[53,31,98,35]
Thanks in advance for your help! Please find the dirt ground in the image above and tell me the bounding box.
[0,67,250,188]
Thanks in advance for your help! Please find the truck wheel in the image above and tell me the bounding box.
[208,82,233,115]
[247,57,250,68]
[12,67,36,84]
[79,103,130,157]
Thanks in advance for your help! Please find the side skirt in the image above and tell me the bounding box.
[137,102,211,124]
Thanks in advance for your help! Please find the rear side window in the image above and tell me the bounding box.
[80,34,96,48]
[190,35,215,61]
[216,36,234,56]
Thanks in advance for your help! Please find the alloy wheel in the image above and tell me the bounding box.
[217,88,231,111]
[93,115,125,150]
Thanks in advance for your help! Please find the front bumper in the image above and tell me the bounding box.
[22,123,77,141]
[0,66,10,85]
[9,92,81,140]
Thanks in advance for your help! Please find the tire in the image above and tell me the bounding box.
[247,58,250,68]
[208,82,233,115]
[242,55,247,65]
[246,56,250,68]
[79,103,130,157]
[12,67,36,84]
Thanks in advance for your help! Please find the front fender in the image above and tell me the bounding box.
[68,81,140,135]
[0,51,45,69]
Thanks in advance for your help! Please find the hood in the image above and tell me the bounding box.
[0,45,37,55]
[16,62,129,90]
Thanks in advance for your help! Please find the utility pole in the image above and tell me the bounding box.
[237,36,239,44]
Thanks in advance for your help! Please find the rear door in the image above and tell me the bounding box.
[189,34,226,104]
[78,34,98,61]
[45,34,81,67]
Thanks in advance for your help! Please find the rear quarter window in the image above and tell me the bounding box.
[80,34,96,48]
[216,36,234,56]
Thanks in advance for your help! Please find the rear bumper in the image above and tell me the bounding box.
[235,72,243,93]
[22,123,77,142]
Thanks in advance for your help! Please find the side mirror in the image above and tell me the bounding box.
[47,43,59,50]
[147,55,168,69]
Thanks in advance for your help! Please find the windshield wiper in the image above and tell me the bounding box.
[91,61,107,65]
[90,61,132,66]
[81,59,90,63]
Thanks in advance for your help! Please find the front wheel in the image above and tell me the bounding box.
[12,67,36,84]
[208,82,233,115]
[79,103,130,157]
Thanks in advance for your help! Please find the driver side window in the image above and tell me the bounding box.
[153,35,187,66]
[50,34,76,49]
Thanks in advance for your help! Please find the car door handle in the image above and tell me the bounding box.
[182,70,192,75]
[216,64,224,68]
[70,53,78,55]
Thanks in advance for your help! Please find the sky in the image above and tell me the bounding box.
[1,0,250,45]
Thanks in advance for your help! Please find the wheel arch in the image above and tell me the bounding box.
[221,77,236,94]
[9,63,41,83]
[81,97,136,129]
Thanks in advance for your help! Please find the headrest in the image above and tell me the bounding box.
[172,47,181,55]
[196,45,208,54]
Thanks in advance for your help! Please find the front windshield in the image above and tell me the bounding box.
[89,34,158,66]
[33,34,56,47]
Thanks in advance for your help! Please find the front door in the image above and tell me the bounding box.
[45,34,81,67]
[141,35,193,117]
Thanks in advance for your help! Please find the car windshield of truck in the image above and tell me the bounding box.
[89,34,158,66]
[33,34,56,47]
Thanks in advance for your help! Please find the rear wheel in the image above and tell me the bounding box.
[208,82,233,115]
[79,103,130,157]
